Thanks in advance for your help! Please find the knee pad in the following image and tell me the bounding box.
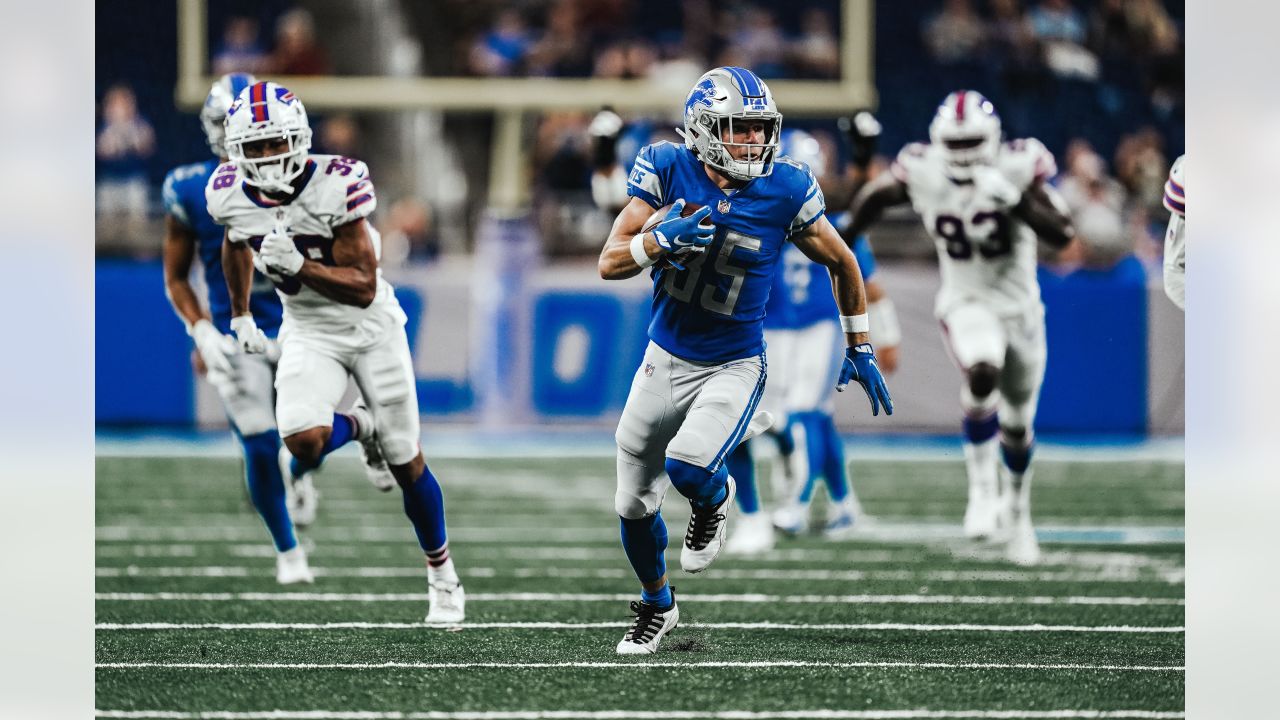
[967,362,1001,399]
[614,489,651,520]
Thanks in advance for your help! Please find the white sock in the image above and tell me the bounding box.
[427,556,459,585]
[963,438,999,502]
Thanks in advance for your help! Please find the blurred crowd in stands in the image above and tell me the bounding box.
[97,0,1182,276]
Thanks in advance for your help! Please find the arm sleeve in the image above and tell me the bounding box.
[626,143,667,209]
[787,164,826,235]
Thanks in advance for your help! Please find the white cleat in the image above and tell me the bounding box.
[349,405,396,492]
[741,411,775,444]
[963,494,1001,540]
[1005,515,1041,566]
[279,446,319,527]
[275,546,315,585]
[771,501,809,536]
[425,580,466,624]
[680,476,736,573]
[616,592,680,655]
[725,511,776,556]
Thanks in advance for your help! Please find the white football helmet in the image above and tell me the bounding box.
[200,72,256,159]
[929,90,1002,180]
[224,81,313,194]
[680,66,782,181]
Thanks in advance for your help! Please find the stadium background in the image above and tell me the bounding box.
[95,0,1185,437]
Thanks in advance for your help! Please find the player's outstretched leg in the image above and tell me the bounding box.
[238,430,312,584]
[725,441,775,556]
[999,426,1040,565]
[616,510,680,654]
[395,457,465,623]
[961,366,1003,539]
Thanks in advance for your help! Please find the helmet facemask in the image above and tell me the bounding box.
[227,128,312,195]
[696,113,781,182]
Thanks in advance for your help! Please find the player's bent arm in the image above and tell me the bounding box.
[222,230,256,318]
[162,215,210,328]
[791,214,870,347]
[599,196,667,280]
[845,174,910,241]
[1013,182,1075,248]
[296,219,380,308]
[1163,215,1186,310]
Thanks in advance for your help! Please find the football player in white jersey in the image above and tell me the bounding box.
[1162,155,1185,310]
[206,81,465,622]
[848,91,1075,565]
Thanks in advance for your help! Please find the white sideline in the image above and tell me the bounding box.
[93,565,1184,584]
[95,621,1184,633]
[95,660,1185,672]
[93,591,1185,606]
[93,710,1187,719]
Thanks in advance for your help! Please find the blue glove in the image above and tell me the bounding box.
[652,199,715,259]
[837,343,894,416]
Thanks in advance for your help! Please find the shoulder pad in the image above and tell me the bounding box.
[1163,155,1185,217]
[998,138,1056,190]
[890,142,930,183]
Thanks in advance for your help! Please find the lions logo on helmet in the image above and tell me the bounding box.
[200,72,256,159]
[929,90,1002,181]
[680,66,782,182]
[224,81,313,194]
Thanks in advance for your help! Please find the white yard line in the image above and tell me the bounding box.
[94,660,1184,672]
[96,620,1183,633]
[93,709,1187,719]
[93,591,1184,606]
[93,565,1184,584]
[93,523,1185,546]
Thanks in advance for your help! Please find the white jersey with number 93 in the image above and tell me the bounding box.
[891,138,1057,318]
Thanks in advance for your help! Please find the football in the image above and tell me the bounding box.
[641,201,713,234]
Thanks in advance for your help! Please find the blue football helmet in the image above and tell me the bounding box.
[201,72,257,159]
[680,66,782,181]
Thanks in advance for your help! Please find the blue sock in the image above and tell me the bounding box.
[641,582,673,608]
[239,430,296,552]
[666,457,728,508]
[963,412,1000,444]
[620,512,668,586]
[816,414,849,502]
[401,464,448,552]
[726,441,759,514]
[291,413,357,475]
[794,412,825,504]
[1001,437,1034,474]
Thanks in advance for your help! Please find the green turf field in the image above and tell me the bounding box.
[95,453,1184,719]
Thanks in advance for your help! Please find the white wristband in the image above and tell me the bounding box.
[630,233,657,269]
[840,313,870,334]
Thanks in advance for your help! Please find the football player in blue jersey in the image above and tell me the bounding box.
[161,73,316,584]
[727,124,903,554]
[598,67,894,654]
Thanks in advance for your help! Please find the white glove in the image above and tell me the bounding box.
[972,166,1023,210]
[188,319,235,375]
[259,210,304,276]
[230,314,268,354]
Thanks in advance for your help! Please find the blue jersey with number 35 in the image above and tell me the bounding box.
[627,141,825,364]
[162,160,284,337]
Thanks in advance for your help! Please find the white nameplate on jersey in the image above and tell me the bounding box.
[718,199,732,214]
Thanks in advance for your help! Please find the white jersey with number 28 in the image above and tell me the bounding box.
[891,139,1057,318]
